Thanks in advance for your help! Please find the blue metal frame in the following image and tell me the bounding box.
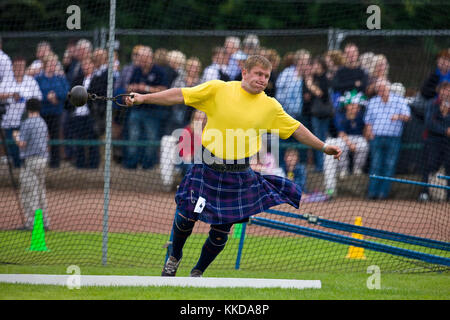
[251,216,450,267]
[370,175,450,190]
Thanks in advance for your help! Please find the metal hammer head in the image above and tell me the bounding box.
[68,85,88,107]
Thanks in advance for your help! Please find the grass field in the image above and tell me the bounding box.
[0,230,449,300]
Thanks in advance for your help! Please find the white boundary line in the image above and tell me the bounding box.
[0,274,321,289]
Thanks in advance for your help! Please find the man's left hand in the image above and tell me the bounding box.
[324,145,342,160]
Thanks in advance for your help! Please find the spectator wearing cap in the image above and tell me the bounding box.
[323,90,369,198]
[364,80,411,200]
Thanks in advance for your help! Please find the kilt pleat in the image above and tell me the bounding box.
[175,164,302,225]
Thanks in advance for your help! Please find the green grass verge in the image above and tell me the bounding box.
[0,267,448,300]
[0,230,449,299]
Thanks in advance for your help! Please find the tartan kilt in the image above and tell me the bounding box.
[175,163,302,225]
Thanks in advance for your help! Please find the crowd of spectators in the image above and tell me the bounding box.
[0,34,448,201]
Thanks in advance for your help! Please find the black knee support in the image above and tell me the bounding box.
[174,212,195,236]
[208,227,229,248]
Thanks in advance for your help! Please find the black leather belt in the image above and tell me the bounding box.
[202,146,250,172]
[206,162,250,172]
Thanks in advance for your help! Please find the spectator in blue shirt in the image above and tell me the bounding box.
[124,46,169,169]
[418,81,450,201]
[35,53,69,168]
[364,80,411,200]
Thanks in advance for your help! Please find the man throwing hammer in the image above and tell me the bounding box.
[126,55,342,277]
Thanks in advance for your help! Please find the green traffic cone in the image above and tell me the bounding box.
[29,209,49,252]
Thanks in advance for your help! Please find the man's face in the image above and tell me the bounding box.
[81,59,94,76]
[296,57,311,77]
[186,60,201,76]
[242,65,271,94]
[37,45,50,60]
[374,60,387,78]
[439,86,450,105]
[345,45,359,66]
[284,150,299,167]
[345,103,360,117]
[13,60,26,79]
[75,46,87,61]
[437,57,450,74]
[44,59,58,75]
[376,82,390,98]
[138,49,153,68]
[224,40,238,55]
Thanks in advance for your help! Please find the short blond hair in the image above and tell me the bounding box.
[167,50,186,69]
[243,55,272,71]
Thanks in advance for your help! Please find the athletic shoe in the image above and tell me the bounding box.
[190,269,203,277]
[161,256,181,276]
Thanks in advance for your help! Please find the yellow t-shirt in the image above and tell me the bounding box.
[181,80,300,160]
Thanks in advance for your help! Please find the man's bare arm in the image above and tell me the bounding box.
[291,123,342,159]
[125,88,184,106]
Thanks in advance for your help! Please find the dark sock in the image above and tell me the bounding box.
[170,212,195,261]
[193,226,230,272]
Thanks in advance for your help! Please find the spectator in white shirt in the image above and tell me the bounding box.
[0,56,42,167]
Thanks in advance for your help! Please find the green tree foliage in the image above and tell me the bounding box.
[1,0,449,32]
